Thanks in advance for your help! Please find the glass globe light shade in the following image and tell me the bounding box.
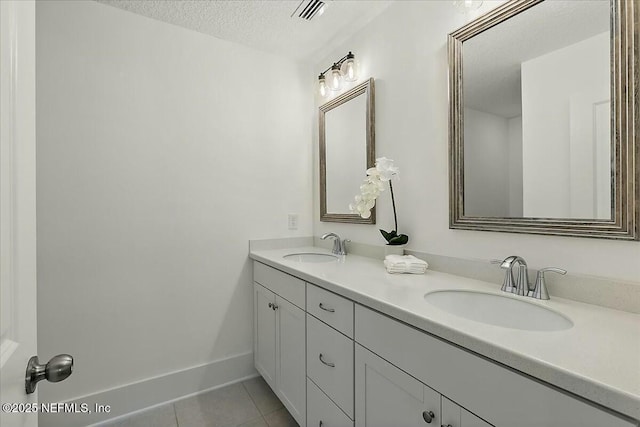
[329,64,342,91]
[341,52,357,82]
[318,74,328,97]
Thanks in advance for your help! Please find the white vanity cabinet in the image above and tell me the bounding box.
[253,264,306,426]
[252,261,638,427]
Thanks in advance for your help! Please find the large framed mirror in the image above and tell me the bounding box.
[320,78,375,223]
[449,0,638,239]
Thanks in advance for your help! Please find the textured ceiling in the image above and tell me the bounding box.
[464,0,610,118]
[96,0,392,61]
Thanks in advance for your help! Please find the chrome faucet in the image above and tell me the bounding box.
[321,232,350,256]
[499,256,531,296]
[495,256,567,300]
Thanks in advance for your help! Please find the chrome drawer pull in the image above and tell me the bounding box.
[319,303,335,313]
[318,353,335,368]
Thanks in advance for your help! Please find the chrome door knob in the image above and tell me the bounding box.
[422,410,435,423]
[25,354,73,394]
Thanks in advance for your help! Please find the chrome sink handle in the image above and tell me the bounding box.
[532,267,566,300]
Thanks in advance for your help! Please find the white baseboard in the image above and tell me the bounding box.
[39,351,257,427]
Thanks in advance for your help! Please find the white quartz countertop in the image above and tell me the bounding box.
[249,246,640,421]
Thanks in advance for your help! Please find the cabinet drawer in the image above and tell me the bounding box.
[253,262,305,309]
[307,314,354,418]
[307,283,354,338]
[307,378,353,427]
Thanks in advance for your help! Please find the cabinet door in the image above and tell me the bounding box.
[254,283,276,387]
[442,397,493,427]
[276,296,306,427]
[355,344,441,427]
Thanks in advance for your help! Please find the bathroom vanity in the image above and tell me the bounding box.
[250,246,640,427]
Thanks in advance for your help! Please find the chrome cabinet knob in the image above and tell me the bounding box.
[25,354,73,394]
[268,302,273,309]
[422,410,435,423]
[272,303,278,311]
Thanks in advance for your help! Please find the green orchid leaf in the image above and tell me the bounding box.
[379,229,397,242]
[388,234,409,245]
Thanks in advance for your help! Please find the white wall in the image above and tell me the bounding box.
[521,32,610,218]
[313,1,640,282]
[463,108,510,217]
[36,0,312,404]
[507,116,523,217]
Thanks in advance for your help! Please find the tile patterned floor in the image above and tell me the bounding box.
[102,377,299,427]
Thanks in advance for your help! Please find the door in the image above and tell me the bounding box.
[275,296,305,427]
[355,344,441,427]
[0,1,38,426]
[253,283,276,387]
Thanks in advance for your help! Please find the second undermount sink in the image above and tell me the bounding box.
[283,252,339,263]
[424,290,573,331]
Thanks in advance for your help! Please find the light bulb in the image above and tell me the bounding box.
[329,64,342,91]
[318,74,328,97]
[341,52,357,82]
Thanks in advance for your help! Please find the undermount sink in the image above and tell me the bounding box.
[283,252,339,263]
[424,290,573,331]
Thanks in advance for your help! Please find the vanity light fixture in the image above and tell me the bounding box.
[317,52,358,97]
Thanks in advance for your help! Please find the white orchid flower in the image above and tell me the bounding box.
[350,157,404,223]
[375,157,399,181]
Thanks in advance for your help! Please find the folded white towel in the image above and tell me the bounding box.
[384,255,428,274]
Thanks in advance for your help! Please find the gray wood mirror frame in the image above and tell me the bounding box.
[448,0,639,240]
[320,78,375,223]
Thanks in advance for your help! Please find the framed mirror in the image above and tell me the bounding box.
[320,78,375,223]
[449,0,638,240]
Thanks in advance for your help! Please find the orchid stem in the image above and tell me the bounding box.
[389,181,398,232]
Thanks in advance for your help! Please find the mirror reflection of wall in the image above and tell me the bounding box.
[325,94,367,213]
[463,0,610,220]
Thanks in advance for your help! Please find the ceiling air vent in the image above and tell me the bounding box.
[291,0,326,21]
